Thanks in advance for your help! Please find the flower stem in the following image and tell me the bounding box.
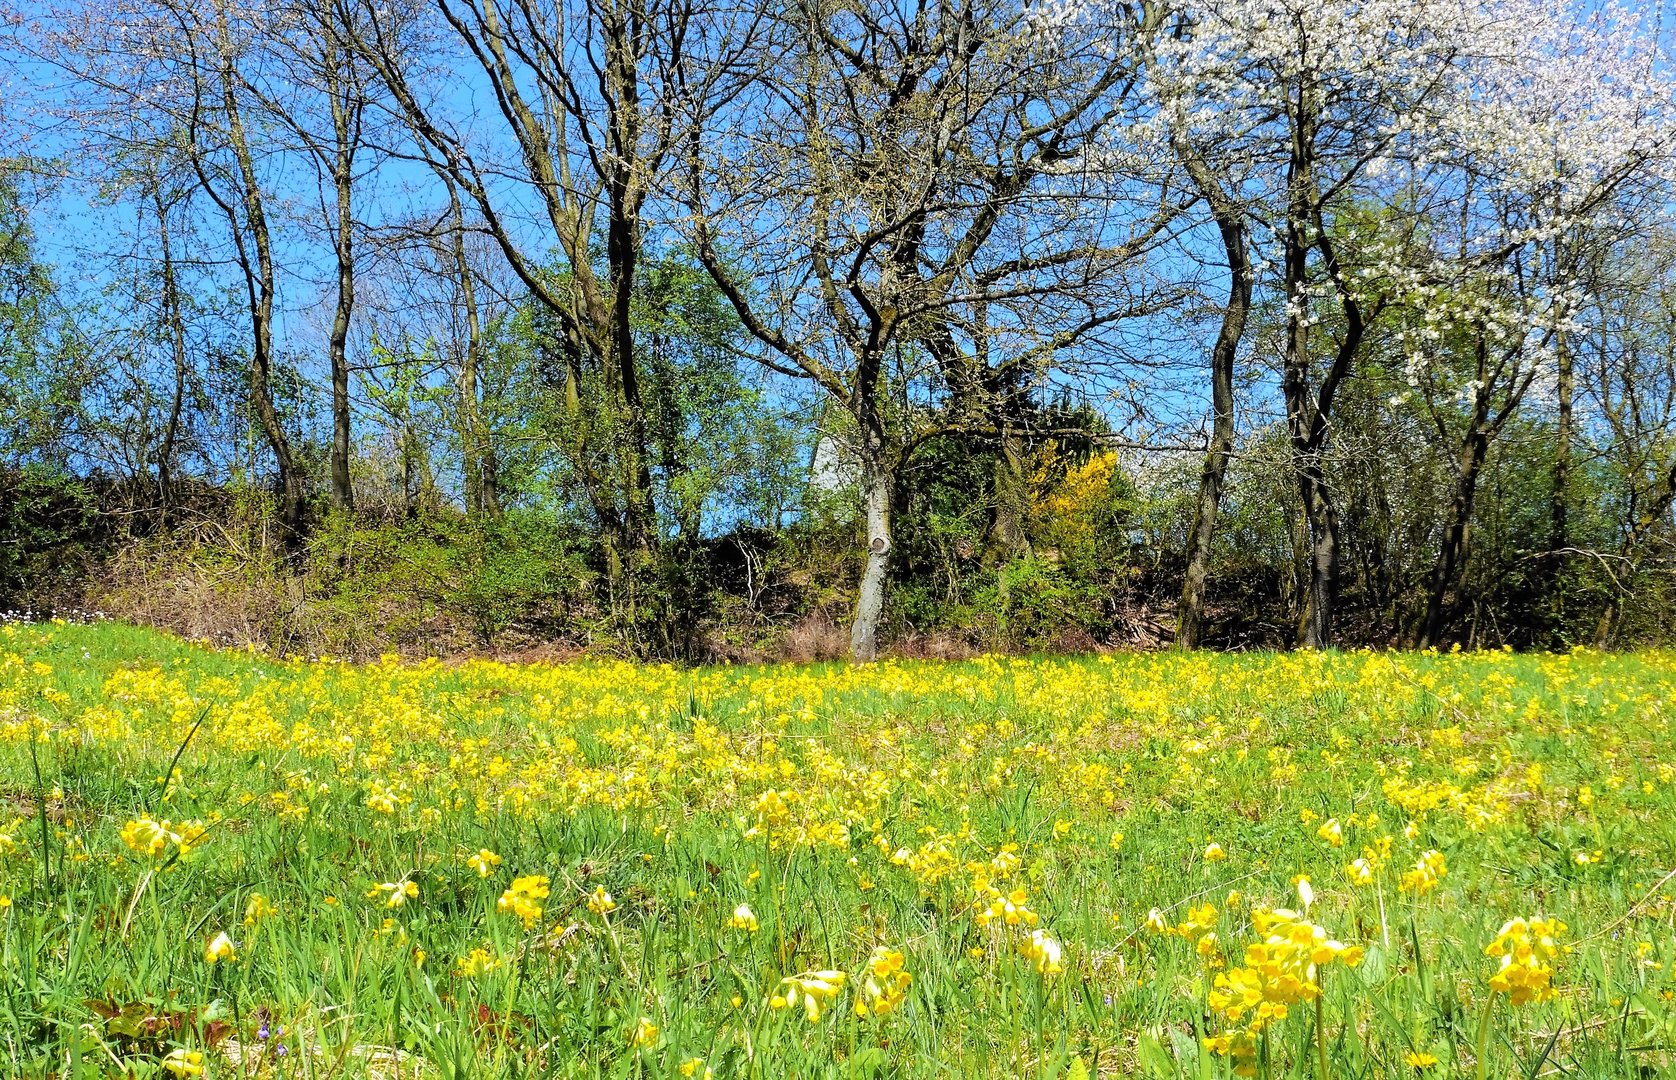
[1474,993,1497,1080]
[1315,987,1331,1080]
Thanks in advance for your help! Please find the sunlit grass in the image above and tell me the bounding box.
[1,620,1674,1077]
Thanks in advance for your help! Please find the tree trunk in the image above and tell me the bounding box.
[1421,428,1490,646]
[1176,180,1249,648]
[214,13,304,543]
[1548,327,1572,638]
[325,32,356,513]
[1295,459,1340,648]
[988,422,1033,564]
[448,184,486,516]
[153,187,189,517]
[850,445,894,662]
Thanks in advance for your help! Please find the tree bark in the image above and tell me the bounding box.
[850,442,894,662]
[1548,326,1572,637]
[152,186,189,517]
[447,184,487,517]
[1420,426,1490,646]
[208,4,305,543]
[324,29,356,513]
[1176,161,1250,648]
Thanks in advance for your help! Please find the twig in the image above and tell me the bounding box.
[1575,866,1676,945]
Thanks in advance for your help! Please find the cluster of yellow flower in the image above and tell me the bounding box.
[857,946,912,1015]
[1400,849,1448,894]
[119,816,207,859]
[1485,916,1566,1005]
[1204,907,1365,1075]
[497,874,551,927]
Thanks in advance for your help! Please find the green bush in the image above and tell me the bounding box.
[0,465,99,607]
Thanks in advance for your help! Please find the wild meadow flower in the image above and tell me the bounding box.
[587,885,617,915]
[1019,929,1064,976]
[498,875,551,927]
[161,1048,205,1078]
[1204,907,1363,1075]
[974,886,1037,928]
[243,893,277,925]
[729,902,758,932]
[1485,916,1565,1005]
[467,848,503,877]
[857,946,912,1014]
[774,970,846,1021]
[455,947,502,977]
[203,931,236,964]
[368,880,418,908]
[1401,850,1447,894]
[120,817,175,858]
[627,1016,659,1048]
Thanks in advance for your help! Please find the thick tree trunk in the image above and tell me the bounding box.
[1176,182,1249,648]
[988,422,1033,564]
[1295,459,1340,649]
[850,447,894,662]
[1421,429,1489,646]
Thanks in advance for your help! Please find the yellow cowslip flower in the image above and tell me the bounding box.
[174,821,208,855]
[120,817,174,858]
[243,894,277,925]
[467,849,502,877]
[1171,902,1219,939]
[1145,907,1169,934]
[1204,842,1226,861]
[369,880,419,908]
[729,903,758,932]
[203,931,236,965]
[1019,929,1064,976]
[974,885,1038,928]
[1317,819,1344,847]
[454,947,502,977]
[775,970,846,1021]
[1205,907,1363,1071]
[587,885,617,915]
[161,1048,205,1078]
[1109,830,1125,850]
[1485,916,1565,1005]
[857,946,912,1015]
[1400,850,1447,894]
[680,1059,713,1079]
[627,1016,659,1048]
[497,874,551,928]
[1346,858,1374,886]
